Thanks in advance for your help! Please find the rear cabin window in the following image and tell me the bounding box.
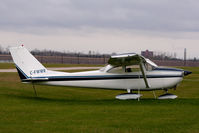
[108,66,123,73]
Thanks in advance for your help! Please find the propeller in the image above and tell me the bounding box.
[184,70,192,76]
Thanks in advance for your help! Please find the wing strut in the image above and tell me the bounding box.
[139,60,150,88]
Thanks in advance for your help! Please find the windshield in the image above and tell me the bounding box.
[144,62,156,71]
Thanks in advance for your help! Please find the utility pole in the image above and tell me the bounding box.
[184,48,187,66]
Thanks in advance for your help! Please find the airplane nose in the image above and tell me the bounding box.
[184,70,192,76]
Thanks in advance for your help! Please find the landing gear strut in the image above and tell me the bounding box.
[152,91,156,99]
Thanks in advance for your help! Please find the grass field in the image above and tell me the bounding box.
[0,66,199,133]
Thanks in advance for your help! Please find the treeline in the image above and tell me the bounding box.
[153,52,179,61]
[0,45,196,61]
[0,45,9,55]
[31,49,111,58]
[0,45,111,58]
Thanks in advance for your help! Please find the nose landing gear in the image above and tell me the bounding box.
[158,89,178,99]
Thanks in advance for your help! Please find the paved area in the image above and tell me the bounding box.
[0,67,102,72]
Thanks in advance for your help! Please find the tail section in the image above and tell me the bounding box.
[9,46,47,80]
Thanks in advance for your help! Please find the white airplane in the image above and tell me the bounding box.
[9,46,192,100]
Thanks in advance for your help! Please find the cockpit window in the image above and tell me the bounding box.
[108,65,141,73]
[125,65,141,73]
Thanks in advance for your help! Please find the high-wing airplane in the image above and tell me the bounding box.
[9,46,192,100]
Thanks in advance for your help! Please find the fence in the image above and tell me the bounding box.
[1,54,199,67]
[35,55,109,64]
[0,55,12,63]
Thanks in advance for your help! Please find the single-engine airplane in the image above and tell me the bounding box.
[9,46,192,100]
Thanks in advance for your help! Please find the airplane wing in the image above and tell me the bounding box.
[108,53,157,67]
[108,53,157,88]
[108,53,143,66]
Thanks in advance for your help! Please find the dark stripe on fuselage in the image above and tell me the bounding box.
[154,67,183,72]
[23,74,183,82]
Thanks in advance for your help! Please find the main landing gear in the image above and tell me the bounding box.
[115,89,142,100]
[115,93,142,100]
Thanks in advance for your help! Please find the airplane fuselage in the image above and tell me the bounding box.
[10,46,192,99]
[29,67,184,91]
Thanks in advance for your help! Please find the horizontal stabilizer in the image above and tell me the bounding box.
[23,78,49,81]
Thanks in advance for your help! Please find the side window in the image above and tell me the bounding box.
[108,65,144,73]
[126,65,141,73]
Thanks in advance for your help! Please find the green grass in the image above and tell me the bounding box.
[0,67,199,133]
[0,63,103,69]
[0,63,15,69]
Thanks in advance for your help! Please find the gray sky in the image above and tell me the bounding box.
[1,0,199,58]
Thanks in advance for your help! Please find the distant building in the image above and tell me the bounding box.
[141,50,153,58]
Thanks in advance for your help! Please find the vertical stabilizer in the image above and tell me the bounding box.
[9,46,47,79]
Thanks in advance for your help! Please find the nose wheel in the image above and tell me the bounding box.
[158,89,178,99]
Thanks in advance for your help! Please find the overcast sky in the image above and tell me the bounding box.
[1,0,199,58]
